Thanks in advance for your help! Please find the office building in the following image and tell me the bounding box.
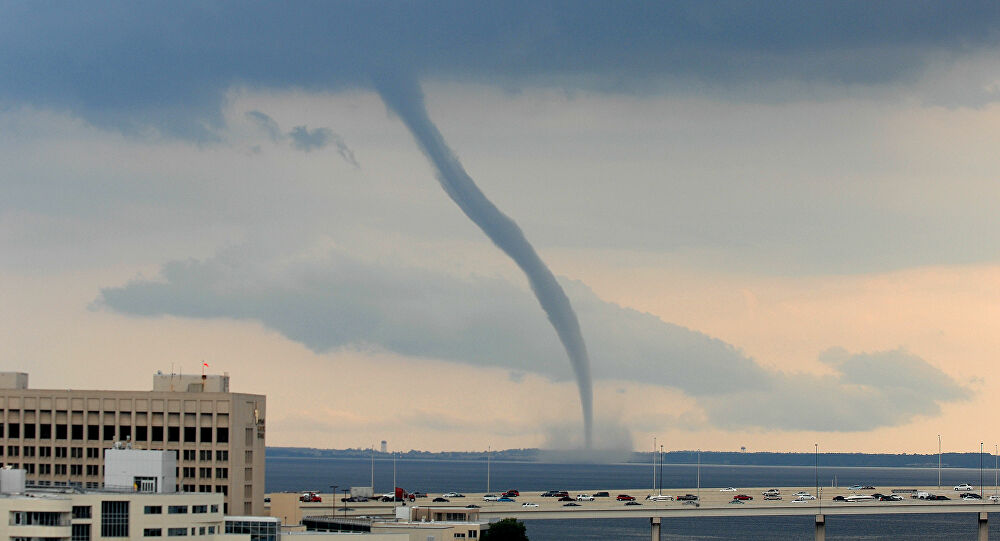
[0,371,266,515]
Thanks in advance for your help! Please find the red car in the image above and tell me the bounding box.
[503,490,520,497]
[732,494,753,500]
[616,494,636,501]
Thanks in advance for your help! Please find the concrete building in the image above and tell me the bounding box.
[0,484,233,540]
[0,371,266,515]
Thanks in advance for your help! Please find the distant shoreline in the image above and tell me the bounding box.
[267,447,992,469]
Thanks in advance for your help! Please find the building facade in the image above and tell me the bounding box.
[0,372,266,515]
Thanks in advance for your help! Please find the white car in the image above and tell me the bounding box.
[521,502,539,507]
[720,487,737,492]
[989,495,1000,502]
[845,494,875,502]
[442,492,464,498]
[645,494,673,502]
[794,491,810,496]
[762,489,781,496]
[794,494,816,500]
[576,494,594,501]
[955,483,974,491]
[483,494,500,501]
[791,497,813,503]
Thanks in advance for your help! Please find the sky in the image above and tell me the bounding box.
[3,1,1000,454]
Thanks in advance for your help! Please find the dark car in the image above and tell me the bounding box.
[503,490,520,497]
[342,496,368,502]
[676,494,699,501]
[733,494,753,500]
[832,496,846,501]
[962,493,983,500]
[625,501,642,506]
[410,492,428,498]
[465,504,480,508]
[879,495,903,501]
[433,497,449,502]
[558,496,574,502]
[594,491,610,497]
[541,491,561,497]
[563,502,581,507]
[929,495,951,501]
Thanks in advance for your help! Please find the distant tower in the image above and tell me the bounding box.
[381,440,387,453]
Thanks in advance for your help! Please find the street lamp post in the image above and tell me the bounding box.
[815,443,819,500]
[329,485,338,514]
[938,435,942,489]
[981,442,984,499]
[697,449,701,503]
[342,488,350,517]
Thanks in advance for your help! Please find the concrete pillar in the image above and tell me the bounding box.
[815,514,825,541]
[979,512,988,541]
[650,516,661,541]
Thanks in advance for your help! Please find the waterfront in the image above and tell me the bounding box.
[267,456,1000,539]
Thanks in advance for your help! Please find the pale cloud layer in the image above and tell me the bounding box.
[3,2,999,451]
[95,249,969,431]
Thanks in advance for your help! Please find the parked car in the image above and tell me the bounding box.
[522,502,539,507]
[433,497,449,502]
[300,492,322,503]
[558,496,574,502]
[729,499,745,504]
[483,494,500,501]
[503,490,520,497]
[929,495,951,501]
[540,490,562,497]
[990,495,1000,502]
[733,494,753,500]
[792,497,812,503]
[849,484,875,490]
[497,497,516,502]
[962,493,982,500]
[624,501,642,506]
[576,494,595,501]
[955,483,975,491]
[616,494,636,501]
[676,494,699,501]
[682,501,700,507]
[442,492,464,498]
[720,487,737,492]
[794,494,816,500]
[845,494,876,502]
[794,491,810,496]
[593,491,610,497]
[264,497,271,503]
[763,494,782,501]
[832,496,846,501]
[762,489,780,496]
[645,494,673,502]
[563,502,580,507]
[465,504,480,508]
[879,495,903,501]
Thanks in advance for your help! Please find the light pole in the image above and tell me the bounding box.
[697,448,701,503]
[981,442,984,499]
[995,444,998,500]
[938,435,942,489]
[329,485,338,514]
[815,443,819,500]
[487,446,491,495]
[652,437,656,494]
[392,453,397,505]
[370,445,375,491]
[342,488,350,517]
[658,445,663,496]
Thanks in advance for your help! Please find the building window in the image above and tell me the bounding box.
[200,485,212,493]
[245,450,253,462]
[55,447,67,458]
[216,485,228,496]
[184,426,196,442]
[144,528,162,537]
[88,425,100,439]
[8,423,20,438]
[135,425,148,441]
[144,505,162,514]
[55,464,67,475]
[100,501,129,537]
[70,464,83,475]
[210,504,219,513]
[87,447,100,458]
[151,426,163,441]
[23,424,36,439]
[119,425,131,440]
[208,526,215,534]
[40,423,52,439]
[183,467,195,477]
[192,505,207,513]
[200,450,212,461]
[167,426,180,442]
[215,450,228,461]
[72,505,92,519]
[55,424,67,439]
[103,425,115,440]
[200,467,212,479]
[215,467,228,479]
[168,505,188,514]
[22,446,35,457]
[7,445,19,457]
[10,511,64,525]
[200,427,212,443]
[39,463,51,475]
[24,463,35,474]
[183,484,195,492]
[72,523,91,541]
[216,427,228,443]
[39,446,52,457]
[71,447,83,458]
[167,527,188,536]
[87,464,100,476]
[72,424,84,440]
[183,450,196,461]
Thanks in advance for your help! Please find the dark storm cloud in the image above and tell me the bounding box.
[95,251,970,431]
[2,2,999,137]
